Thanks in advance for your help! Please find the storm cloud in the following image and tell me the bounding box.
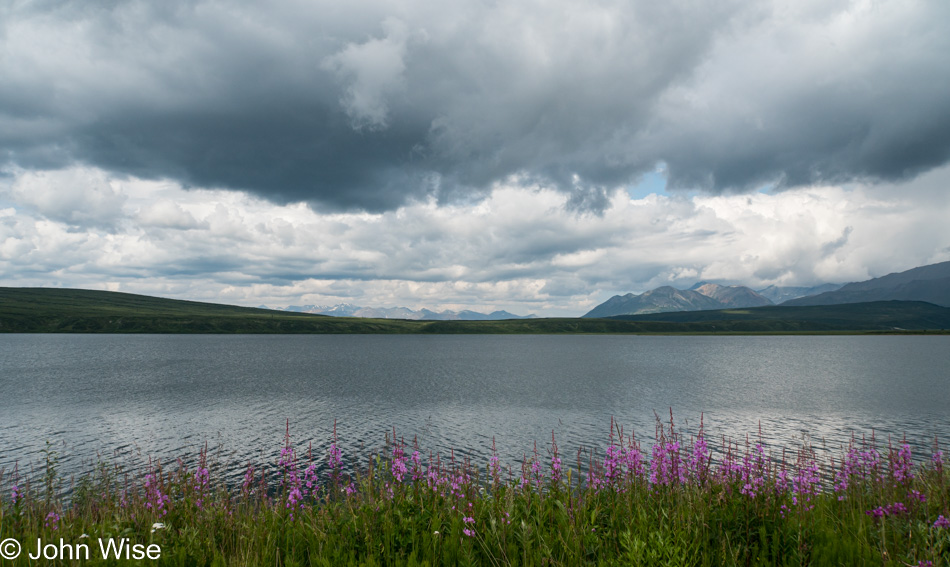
[3,0,948,211]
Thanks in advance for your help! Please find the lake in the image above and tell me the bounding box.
[1,334,948,483]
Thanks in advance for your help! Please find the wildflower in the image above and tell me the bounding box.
[411,451,424,481]
[890,443,914,484]
[488,453,501,483]
[603,445,623,487]
[241,464,255,494]
[625,443,645,481]
[45,511,61,530]
[886,502,908,516]
[908,490,926,503]
[463,528,474,537]
[650,439,683,486]
[739,444,767,499]
[463,516,475,524]
[865,507,886,519]
[688,433,710,484]
[792,459,820,511]
[303,463,319,494]
[144,472,170,517]
[934,515,950,529]
[79,534,89,539]
[150,523,166,533]
[194,466,210,490]
[328,443,342,471]
[391,443,409,482]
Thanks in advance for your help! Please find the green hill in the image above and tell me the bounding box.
[0,288,423,333]
[608,300,950,331]
[1,288,948,334]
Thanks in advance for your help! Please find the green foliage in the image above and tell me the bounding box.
[3,437,949,566]
[2,287,949,333]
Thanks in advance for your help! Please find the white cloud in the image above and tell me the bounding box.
[322,18,412,131]
[137,200,203,229]
[6,167,127,228]
[1,165,949,316]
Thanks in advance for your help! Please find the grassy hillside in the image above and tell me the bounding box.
[0,288,423,333]
[1,288,948,333]
[609,300,950,331]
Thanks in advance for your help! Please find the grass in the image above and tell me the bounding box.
[2,417,949,565]
[3,287,950,334]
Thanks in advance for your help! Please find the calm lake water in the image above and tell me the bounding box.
[1,334,948,483]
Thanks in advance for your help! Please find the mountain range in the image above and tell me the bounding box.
[268,303,537,321]
[585,260,950,318]
[583,282,840,318]
[784,261,950,308]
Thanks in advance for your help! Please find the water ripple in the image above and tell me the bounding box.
[1,334,948,484]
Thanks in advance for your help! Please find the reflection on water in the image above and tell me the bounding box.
[1,334,948,483]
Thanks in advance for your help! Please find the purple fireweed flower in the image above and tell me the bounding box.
[45,511,60,530]
[550,455,562,484]
[866,507,886,519]
[242,464,255,495]
[411,451,423,481]
[932,449,945,476]
[303,463,319,493]
[603,445,623,486]
[717,441,744,483]
[650,439,683,486]
[193,465,211,508]
[934,515,950,529]
[625,444,645,481]
[549,434,563,486]
[886,502,908,516]
[586,467,604,492]
[463,516,475,524]
[917,561,933,567]
[328,444,342,472]
[834,446,859,495]
[144,472,170,517]
[287,487,303,509]
[791,459,820,511]
[907,490,926,503]
[426,463,443,491]
[688,433,710,484]
[463,528,474,537]
[488,453,501,485]
[391,444,409,483]
[531,458,543,489]
[739,444,767,499]
[10,484,20,504]
[890,443,914,484]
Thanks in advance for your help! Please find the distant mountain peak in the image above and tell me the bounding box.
[278,303,536,320]
[584,283,771,318]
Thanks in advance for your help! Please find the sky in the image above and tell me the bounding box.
[1,0,949,317]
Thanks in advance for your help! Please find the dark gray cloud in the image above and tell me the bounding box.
[1,0,948,211]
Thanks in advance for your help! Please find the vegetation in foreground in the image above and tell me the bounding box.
[2,416,949,566]
[3,287,950,334]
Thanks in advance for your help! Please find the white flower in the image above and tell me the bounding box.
[433,531,440,535]
[151,522,166,533]
[79,534,89,539]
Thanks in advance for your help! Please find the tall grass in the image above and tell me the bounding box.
[2,414,949,566]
